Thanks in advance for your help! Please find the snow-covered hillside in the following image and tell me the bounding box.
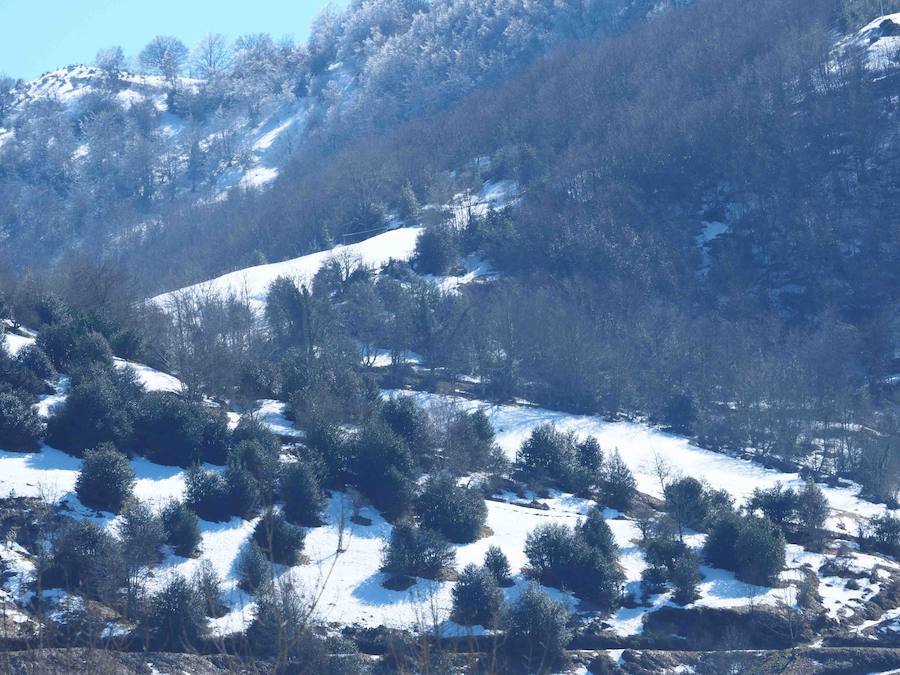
[4,65,309,197]
[150,227,421,312]
[150,176,514,310]
[835,12,900,72]
[3,323,900,642]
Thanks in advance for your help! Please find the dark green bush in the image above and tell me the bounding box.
[43,520,124,601]
[252,510,305,565]
[415,472,486,543]
[145,574,207,650]
[75,443,134,512]
[237,541,271,593]
[132,391,229,466]
[280,459,326,526]
[381,520,454,580]
[484,544,514,586]
[46,367,140,455]
[161,500,201,557]
[185,466,231,522]
[0,391,43,452]
[502,585,572,672]
[451,563,502,626]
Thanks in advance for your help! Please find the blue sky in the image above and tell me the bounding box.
[0,0,341,80]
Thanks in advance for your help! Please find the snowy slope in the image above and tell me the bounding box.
[150,177,516,312]
[150,226,422,312]
[8,65,310,197]
[391,390,890,532]
[835,12,900,72]
[3,323,899,638]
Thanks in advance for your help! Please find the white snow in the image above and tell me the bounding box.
[114,358,183,393]
[837,13,900,73]
[3,331,34,356]
[388,390,889,531]
[253,399,304,438]
[3,324,899,637]
[443,179,519,228]
[4,328,183,397]
[0,445,186,507]
[35,377,68,418]
[151,226,422,313]
[425,254,496,292]
[240,166,279,189]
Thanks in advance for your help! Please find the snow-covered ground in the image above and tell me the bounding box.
[150,226,423,313]
[3,330,898,638]
[10,65,311,199]
[152,175,517,314]
[114,358,183,393]
[390,390,890,532]
[425,253,496,292]
[833,13,900,74]
[0,445,186,507]
[856,13,900,71]
[0,331,188,502]
[442,179,520,228]
[226,399,304,440]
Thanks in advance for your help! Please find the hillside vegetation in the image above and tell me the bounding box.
[1,0,900,672]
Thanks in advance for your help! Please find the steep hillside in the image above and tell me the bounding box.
[10,64,308,193]
[1,1,899,671]
[0,0,660,271]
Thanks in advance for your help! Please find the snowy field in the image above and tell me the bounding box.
[3,302,899,638]
[150,227,422,313]
[390,391,890,532]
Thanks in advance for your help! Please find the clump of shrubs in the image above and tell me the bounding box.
[502,584,573,672]
[1,342,53,396]
[119,501,166,570]
[382,396,433,461]
[252,510,305,565]
[46,365,143,455]
[161,500,201,557]
[75,443,134,512]
[351,420,416,520]
[442,408,502,474]
[749,479,829,549]
[132,391,229,466]
[144,573,207,650]
[42,520,124,601]
[413,222,461,276]
[237,541,271,593]
[515,425,636,503]
[704,511,786,586]
[484,545,514,586]
[598,449,636,511]
[193,560,229,618]
[16,344,55,381]
[185,466,231,522]
[524,507,623,609]
[381,520,454,581]
[415,472,486,543]
[280,459,326,526]
[638,513,704,604]
[0,391,43,452]
[451,564,502,626]
[861,512,900,557]
[516,424,599,492]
